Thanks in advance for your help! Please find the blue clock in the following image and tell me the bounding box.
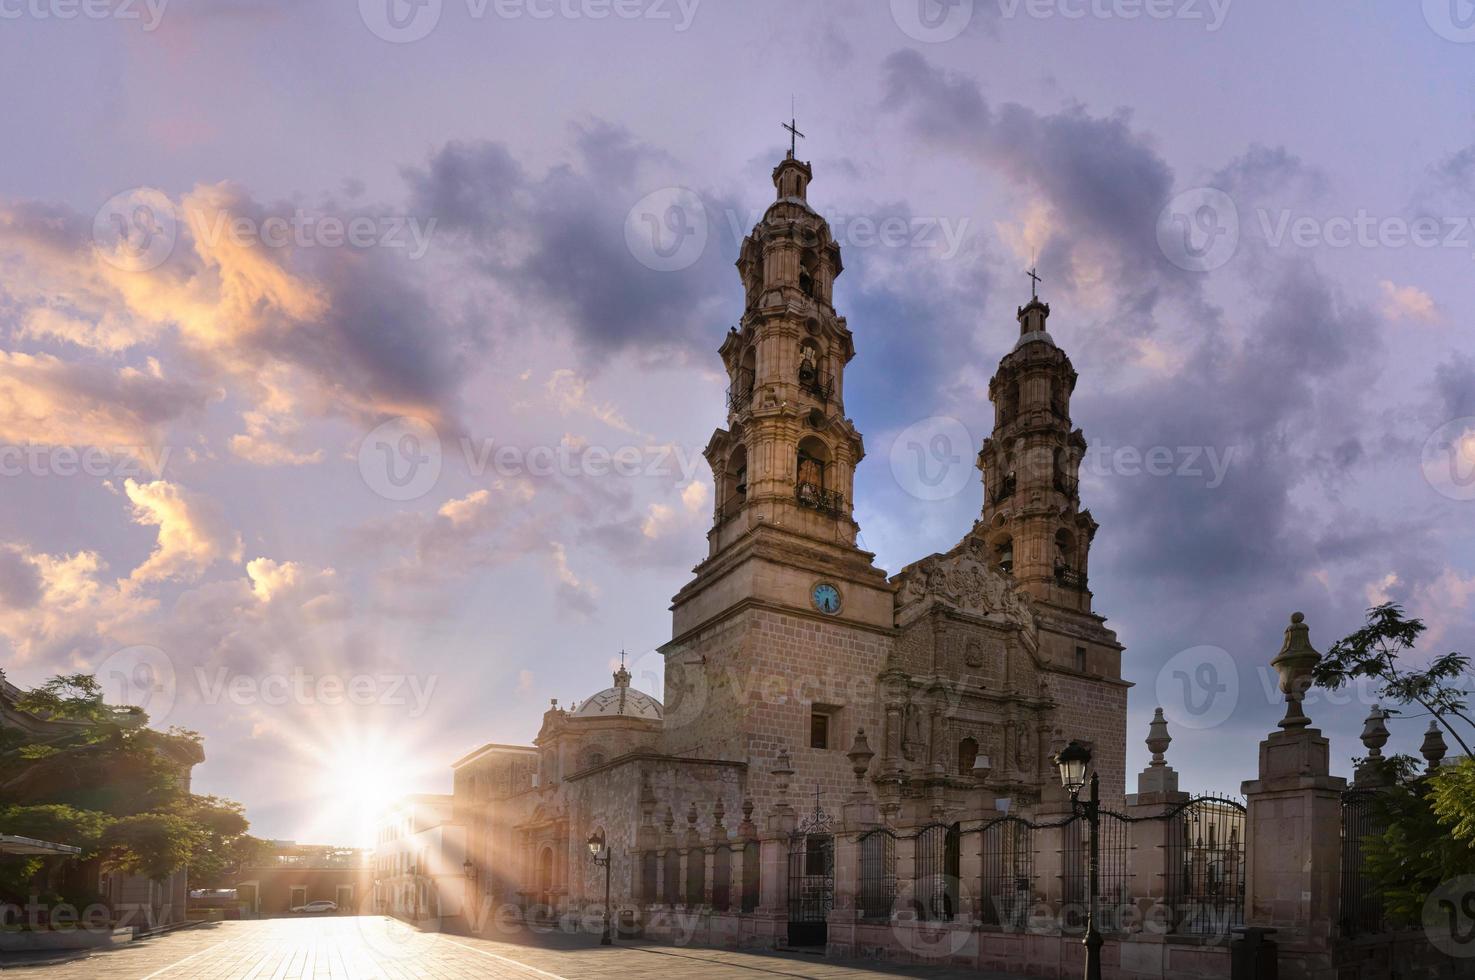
[812,582,842,614]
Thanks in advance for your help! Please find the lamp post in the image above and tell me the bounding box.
[1054,740,1100,980]
[586,829,613,946]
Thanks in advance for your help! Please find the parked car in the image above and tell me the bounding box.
[290,900,338,914]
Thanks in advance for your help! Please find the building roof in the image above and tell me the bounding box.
[571,666,663,721]
[0,834,81,857]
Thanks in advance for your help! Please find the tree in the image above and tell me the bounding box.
[1317,604,1475,926]
[1313,602,1472,755]
[100,813,205,882]
[1360,760,1475,924]
[0,673,254,901]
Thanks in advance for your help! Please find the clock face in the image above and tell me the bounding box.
[812,582,842,615]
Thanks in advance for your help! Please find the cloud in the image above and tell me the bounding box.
[344,484,544,615]
[0,182,470,465]
[0,545,151,665]
[1380,280,1440,323]
[123,479,242,586]
[0,350,210,450]
[550,540,597,618]
[403,122,740,363]
[1434,353,1475,420]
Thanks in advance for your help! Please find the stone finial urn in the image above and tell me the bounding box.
[1360,705,1390,758]
[772,747,795,801]
[1422,721,1449,772]
[1146,707,1172,765]
[1270,612,1321,729]
[847,728,875,784]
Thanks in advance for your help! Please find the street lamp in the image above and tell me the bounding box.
[586,829,613,946]
[1054,740,1100,980]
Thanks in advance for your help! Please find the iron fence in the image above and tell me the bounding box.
[1163,796,1246,937]
[980,817,1034,929]
[1340,789,1387,937]
[858,829,896,921]
[1061,810,1133,934]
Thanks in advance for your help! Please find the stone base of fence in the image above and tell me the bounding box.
[822,923,1230,979]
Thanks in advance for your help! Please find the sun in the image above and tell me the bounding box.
[314,733,418,847]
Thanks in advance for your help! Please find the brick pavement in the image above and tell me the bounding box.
[6,917,1028,979]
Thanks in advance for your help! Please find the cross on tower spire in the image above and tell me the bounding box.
[783,101,805,158]
[1027,265,1043,301]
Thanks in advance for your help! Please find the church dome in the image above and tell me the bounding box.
[572,665,663,721]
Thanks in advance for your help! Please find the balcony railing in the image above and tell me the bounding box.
[1054,565,1089,592]
[798,369,832,402]
[717,493,746,525]
[727,384,753,414]
[796,481,845,517]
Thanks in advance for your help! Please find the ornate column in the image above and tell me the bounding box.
[1241,613,1346,980]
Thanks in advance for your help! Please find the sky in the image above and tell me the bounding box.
[1,0,1473,846]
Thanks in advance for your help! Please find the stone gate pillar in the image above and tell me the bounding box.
[1241,612,1346,980]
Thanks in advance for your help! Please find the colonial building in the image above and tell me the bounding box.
[449,144,1130,951]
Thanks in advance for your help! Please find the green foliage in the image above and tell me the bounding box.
[1314,602,1472,755]
[1321,605,1475,924]
[100,812,205,882]
[0,804,111,851]
[1429,756,1475,847]
[0,672,254,897]
[1361,763,1475,926]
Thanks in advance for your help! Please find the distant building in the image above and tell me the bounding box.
[371,795,466,922]
[234,842,371,916]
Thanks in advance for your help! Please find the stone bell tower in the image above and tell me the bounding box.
[660,147,893,791]
[977,293,1098,614]
[706,151,865,556]
[973,285,1127,789]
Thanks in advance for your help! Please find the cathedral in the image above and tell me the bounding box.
[446,143,1130,951]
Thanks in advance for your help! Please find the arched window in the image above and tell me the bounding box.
[796,436,830,490]
[994,535,1014,576]
[958,737,979,776]
[724,445,748,512]
[799,250,820,299]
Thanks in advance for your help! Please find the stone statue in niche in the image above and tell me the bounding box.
[1017,725,1034,774]
[901,702,928,762]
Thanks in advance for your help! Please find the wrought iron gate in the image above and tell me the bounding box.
[1340,789,1386,937]
[1163,796,1246,938]
[787,801,835,946]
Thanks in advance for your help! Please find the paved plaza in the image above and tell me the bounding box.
[5,917,1027,979]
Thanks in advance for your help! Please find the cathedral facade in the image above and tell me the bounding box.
[447,146,1130,952]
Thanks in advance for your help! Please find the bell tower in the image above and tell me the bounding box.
[661,145,893,771]
[705,150,865,556]
[976,289,1098,614]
